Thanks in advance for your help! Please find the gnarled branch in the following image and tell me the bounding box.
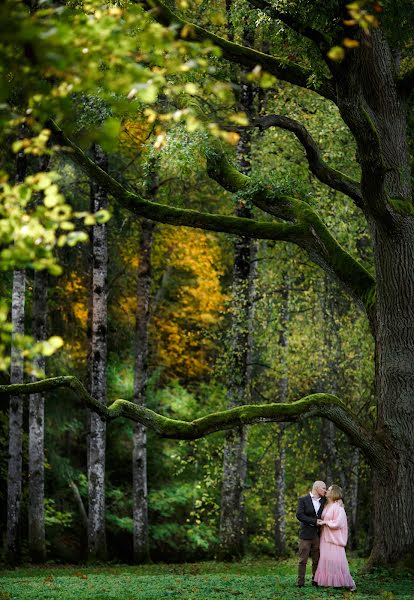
[138,0,336,101]
[207,145,375,314]
[224,113,363,207]
[47,120,302,243]
[0,376,386,472]
[49,119,375,314]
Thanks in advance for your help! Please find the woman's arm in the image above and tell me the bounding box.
[322,505,347,530]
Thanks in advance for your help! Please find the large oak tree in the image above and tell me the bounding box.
[2,0,414,567]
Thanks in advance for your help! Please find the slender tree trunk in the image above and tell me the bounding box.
[87,143,108,562]
[219,79,256,560]
[6,142,27,566]
[132,218,154,563]
[6,270,26,565]
[319,277,346,487]
[69,480,88,530]
[347,447,359,550]
[28,269,48,562]
[274,271,289,559]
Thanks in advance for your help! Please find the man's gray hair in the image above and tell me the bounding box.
[312,480,325,490]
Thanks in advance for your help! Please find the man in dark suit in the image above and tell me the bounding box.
[296,480,327,587]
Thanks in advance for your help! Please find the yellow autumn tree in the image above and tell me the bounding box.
[152,225,228,381]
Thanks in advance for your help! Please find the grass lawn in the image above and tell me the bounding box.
[0,558,413,599]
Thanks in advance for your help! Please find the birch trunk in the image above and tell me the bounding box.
[6,142,27,565]
[6,269,26,565]
[132,218,154,563]
[28,269,48,562]
[87,143,108,562]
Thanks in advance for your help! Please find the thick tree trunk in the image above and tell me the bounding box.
[219,81,256,560]
[87,143,108,562]
[132,218,154,564]
[28,269,48,562]
[333,31,414,564]
[6,269,26,565]
[368,225,414,565]
[274,271,289,558]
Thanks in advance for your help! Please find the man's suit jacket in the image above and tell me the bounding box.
[296,494,326,540]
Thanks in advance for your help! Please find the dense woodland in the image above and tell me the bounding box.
[0,0,413,571]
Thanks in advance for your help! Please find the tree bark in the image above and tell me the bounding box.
[132,218,154,563]
[274,271,289,559]
[28,269,48,562]
[6,140,27,566]
[347,447,359,550]
[87,143,108,562]
[319,276,346,488]
[69,480,88,530]
[219,78,256,560]
[6,269,26,565]
[368,224,414,565]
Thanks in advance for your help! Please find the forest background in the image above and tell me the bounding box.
[0,0,406,569]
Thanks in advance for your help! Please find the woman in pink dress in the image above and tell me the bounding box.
[314,484,356,591]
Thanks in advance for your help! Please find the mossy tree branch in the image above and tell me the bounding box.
[49,119,375,315]
[0,376,387,473]
[47,120,302,243]
[138,0,336,102]
[223,113,363,207]
[207,146,376,315]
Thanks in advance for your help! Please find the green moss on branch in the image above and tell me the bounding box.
[0,377,385,471]
[138,0,335,101]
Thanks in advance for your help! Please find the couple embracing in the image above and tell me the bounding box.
[296,480,356,591]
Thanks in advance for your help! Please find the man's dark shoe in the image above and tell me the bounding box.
[296,583,304,587]
[312,581,318,587]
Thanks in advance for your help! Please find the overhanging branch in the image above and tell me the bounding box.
[49,119,375,314]
[138,0,335,101]
[255,114,362,206]
[0,376,386,471]
[48,119,302,243]
[207,144,375,313]
[224,113,363,206]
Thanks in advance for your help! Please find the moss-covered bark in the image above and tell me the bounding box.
[49,120,376,316]
[0,376,386,473]
[138,0,335,101]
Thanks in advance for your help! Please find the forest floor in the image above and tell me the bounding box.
[0,558,413,599]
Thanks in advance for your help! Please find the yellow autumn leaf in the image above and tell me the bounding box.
[343,38,360,48]
[327,46,345,62]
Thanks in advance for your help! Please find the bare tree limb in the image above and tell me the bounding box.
[0,376,387,473]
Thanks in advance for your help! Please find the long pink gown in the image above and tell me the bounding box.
[314,501,356,589]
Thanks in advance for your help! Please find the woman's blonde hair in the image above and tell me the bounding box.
[329,484,343,502]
